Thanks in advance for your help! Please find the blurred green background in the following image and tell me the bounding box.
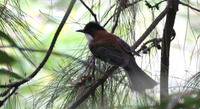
[0,0,200,108]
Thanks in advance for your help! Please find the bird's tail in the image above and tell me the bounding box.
[123,57,158,92]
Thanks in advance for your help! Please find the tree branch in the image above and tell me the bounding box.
[179,1,200,12]
[0,86,18,106]
[69,66,118,109]
[137,38,162,53]
[111,0,123,33]
[0,0,76,106]
[103,0,142,27]
[132,4,170,49]
[0,87,12,97]
[79,0,98,23]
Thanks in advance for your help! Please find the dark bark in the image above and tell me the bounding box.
[160,0,179,103]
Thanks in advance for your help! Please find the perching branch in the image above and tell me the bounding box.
[0,0,76,107]
[69,66,118,109]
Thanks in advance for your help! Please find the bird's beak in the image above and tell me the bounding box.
[76,29,85,33]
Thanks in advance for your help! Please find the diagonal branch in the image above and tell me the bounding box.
[179,1,200,12]
[103,0,142,27]
[0,86,18,106]
[132,4,170,49]
[111,0,123,33]
[79,0,98,23]
[0,0,76,106]
[0,0,76,88]
[69,66,118,109]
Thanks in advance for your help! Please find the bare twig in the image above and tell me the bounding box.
[145,0,165,10]
[103,14,116,27]
[111,0,123,33]
[137,38,162,53]
[103,0,142,27]
[79,0,98,23]
[142,38,162,46]
[0,0,76,106]
[179,1,200,12]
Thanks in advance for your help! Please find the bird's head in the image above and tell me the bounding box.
[76,22,105,43]
[77,22,105,34]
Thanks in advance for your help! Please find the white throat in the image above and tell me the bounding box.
[84,33,93,44]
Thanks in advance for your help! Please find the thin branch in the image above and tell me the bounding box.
[0,87,12,97]
[145,0,165,10]
[79,0,98,23]
[137,38,162,53]
[111,0,123,33]
[132,4,171,49]
[142,38,162,46]
[0,0,76,106]
[103,14,116,27]
[179,1,200,12]
[103,0,142,27]
[0,0,76,88]
[0,86,18,107]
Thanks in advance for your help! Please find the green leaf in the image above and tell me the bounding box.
[0,50,15,64]
[0,69,23,79]
[0,30,17,47]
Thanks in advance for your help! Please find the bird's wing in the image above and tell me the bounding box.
[90,45,125,66]
[116,38,140,56]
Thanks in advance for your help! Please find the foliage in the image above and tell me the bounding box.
[0,0,200,109]
[140,90,200,109]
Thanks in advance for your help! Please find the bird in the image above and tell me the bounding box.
[76,22,157,92]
